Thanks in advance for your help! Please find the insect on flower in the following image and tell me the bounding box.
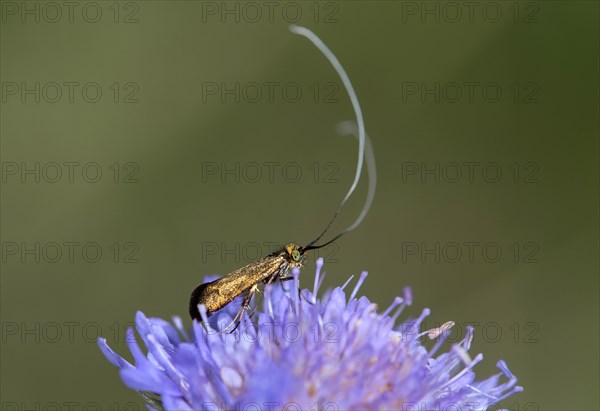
[189,25,377,332]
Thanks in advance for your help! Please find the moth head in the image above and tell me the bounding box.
[285,243,305,267]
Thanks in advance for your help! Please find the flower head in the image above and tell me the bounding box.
[99,259,522,410]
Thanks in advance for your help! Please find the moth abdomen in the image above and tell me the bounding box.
[189,279,237,320]
[189,281,213,321]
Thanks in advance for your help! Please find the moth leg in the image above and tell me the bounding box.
[218,307,243,334]
[278,275,314,305]
[279,276,295,282]
[264,273,279,287]
[221,288,254,334]
[219,285,257,334]
[279,275,294,292]
[300,290,314,305]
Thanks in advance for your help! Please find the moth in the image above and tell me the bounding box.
[189,25,376,333]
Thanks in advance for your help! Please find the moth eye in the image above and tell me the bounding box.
[292,250,300,261]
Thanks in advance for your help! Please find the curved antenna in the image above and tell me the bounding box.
[308,122,376,249]
[288,25,366,249]
[304,122,376,251]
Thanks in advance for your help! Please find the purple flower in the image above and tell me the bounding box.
[98,259,522,411]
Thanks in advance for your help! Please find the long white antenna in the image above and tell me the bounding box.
[334,121,376,236]
[289,25,370,248]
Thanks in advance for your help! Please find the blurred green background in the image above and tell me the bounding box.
[1,1,598,410]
